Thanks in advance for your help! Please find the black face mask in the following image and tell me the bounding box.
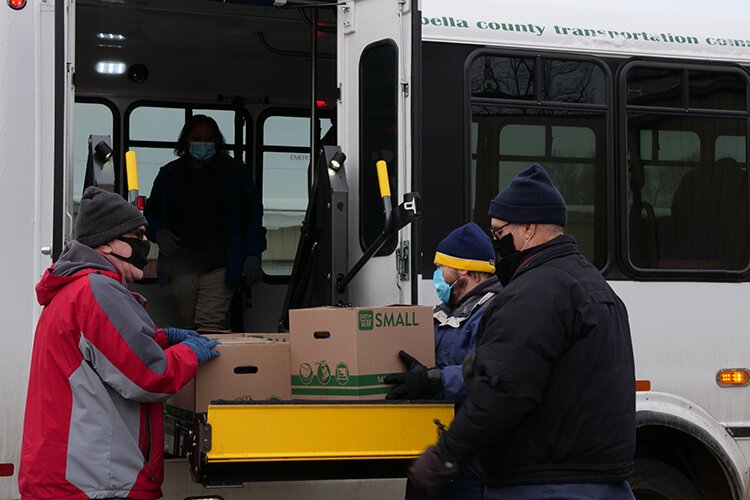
[113,237,151,270]
[493,233,520,286]
[492,233,517,260]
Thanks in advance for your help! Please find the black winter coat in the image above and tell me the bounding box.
[439,234,635,486]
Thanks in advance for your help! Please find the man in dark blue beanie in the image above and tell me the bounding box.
[408,164,636,500]
[386,222,502,499]
[488,163,567,227]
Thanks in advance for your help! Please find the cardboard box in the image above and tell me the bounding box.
[289,306,435,400]
[166,334,291,419]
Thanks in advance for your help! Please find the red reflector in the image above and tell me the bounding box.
[0,463,14,477]
[8,0,26,10]
[636,380,651,391]
[316,99,328,108]
[136,195,146,211]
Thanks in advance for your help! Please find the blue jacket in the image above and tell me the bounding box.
[145,154,266,287]
[434,276,502,403]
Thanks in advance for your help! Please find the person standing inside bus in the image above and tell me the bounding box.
[19,186,220,500]
[145,114,267,330]
[385,222,502,500]
[408,164,636,500]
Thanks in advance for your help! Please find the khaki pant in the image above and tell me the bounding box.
[172,268,236,330]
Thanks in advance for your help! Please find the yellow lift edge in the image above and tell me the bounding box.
[202,401,455,464]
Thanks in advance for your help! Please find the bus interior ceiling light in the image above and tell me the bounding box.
[96,33,126,41]
[7,0,25,10]
[96,61,126,75]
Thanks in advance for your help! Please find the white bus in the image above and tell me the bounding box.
[2,0,750,498]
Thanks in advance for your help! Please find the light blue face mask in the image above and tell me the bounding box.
[433,267,453,304]
[189,142,216,161]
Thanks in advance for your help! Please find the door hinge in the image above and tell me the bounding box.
[397,240,410,281]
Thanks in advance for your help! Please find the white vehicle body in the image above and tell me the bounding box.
[2,0,750,498]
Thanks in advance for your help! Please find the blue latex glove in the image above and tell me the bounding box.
[164,327,201,345]
[181,337,221,365]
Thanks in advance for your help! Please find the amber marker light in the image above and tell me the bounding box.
[716,369,750,387]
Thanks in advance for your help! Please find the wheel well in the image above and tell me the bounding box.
[636,424,736,500]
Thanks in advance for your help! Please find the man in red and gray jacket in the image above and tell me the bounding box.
[19,186,220,500]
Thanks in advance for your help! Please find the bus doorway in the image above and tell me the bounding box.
[73,0,337,333]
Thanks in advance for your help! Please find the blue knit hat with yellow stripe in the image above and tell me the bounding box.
[434,222,496,273]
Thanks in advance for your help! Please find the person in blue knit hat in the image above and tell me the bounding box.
[386,222,502,500]
[408,164,636,500]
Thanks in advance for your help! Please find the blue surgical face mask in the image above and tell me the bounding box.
[189,142,216,161]
[433,267,453,304]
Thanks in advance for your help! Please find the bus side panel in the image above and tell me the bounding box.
[0,1,58,497]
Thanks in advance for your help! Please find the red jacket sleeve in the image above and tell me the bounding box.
[77,273,199,402]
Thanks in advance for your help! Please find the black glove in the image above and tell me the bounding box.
[243,255,263,286]
[408,445,458,499]
[462,351,476,389]
[384,350,442,400]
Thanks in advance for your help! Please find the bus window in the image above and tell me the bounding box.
[635,129,700,211]
[126,147,176,199]
[469,52,609,268]
[716,135,746,163]
[359,40,398,255]
[624,63,750,273]
[626,68,683,108]
[689,71,746,111]
[126,104,250,198]
[74,101,115,204]
[471,55,536,100]
[260,112,334,277]
[194,109,237,153]
[130,106,185,142]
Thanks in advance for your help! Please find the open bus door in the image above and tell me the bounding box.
[280,0,424,326]
[336,0,419,306]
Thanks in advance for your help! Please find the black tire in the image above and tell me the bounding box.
[630,458,704,500]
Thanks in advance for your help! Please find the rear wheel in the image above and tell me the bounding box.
[630,458,704,500]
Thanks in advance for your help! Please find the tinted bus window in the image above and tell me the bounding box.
[469,53,609,268]
[624,64,750,273]
[689,71,746,111]
[359,40,398,255]
[626,68,683,107]
[470,56,536,100]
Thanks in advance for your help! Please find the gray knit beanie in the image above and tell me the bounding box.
[75,186,147,248]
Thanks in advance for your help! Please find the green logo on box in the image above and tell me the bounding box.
[317,361,332,385]
[335,362,350,385]
[358,310,374,330]
[298,363,314,385]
